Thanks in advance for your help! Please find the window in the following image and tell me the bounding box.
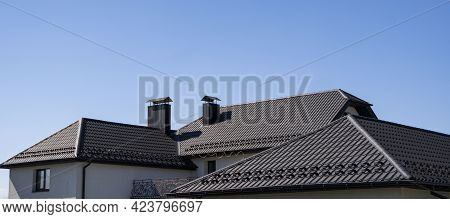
[207,160,216,174]
[34,169,50,192]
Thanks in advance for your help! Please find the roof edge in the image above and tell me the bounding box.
[74,118,84,157]
[347,115,412,180]
[81,118,161,130]
[219,89,343,109]
[337,89,372,106]
[353,115,450,138]
[0,158,197,170]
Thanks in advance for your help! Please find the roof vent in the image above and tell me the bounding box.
[147,97,172,134]
[202,96,221,125]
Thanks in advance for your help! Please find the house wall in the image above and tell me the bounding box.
[8,162,196,199]
[8,162,84,199]
[191,152,257,177]
[205,187,450,199]
[84,163,195,199]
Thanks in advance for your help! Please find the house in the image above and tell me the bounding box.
[2,89,449,199]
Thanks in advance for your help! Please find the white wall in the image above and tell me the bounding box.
[84,163,195,199]
[8,162,84,199]
[8,162,196,199]
[207,187,450,199]
[191,152,257,177]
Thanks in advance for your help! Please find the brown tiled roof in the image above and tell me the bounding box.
[1,118,196,169]
[169,115,450,197]
[177,89,375,156]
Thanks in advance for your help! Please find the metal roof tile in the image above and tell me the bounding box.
[170,116,410,196]
[178,90,373,156]
[2,118,196,169]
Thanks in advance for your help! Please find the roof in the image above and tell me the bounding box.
[1,118,196,169]
[355,117,450,186]
[337,89,372,105]
[177,89,375,156]
[169,115,450,197]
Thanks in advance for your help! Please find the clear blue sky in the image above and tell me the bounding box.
[1,0,449,198]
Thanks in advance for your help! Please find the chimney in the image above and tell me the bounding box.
[202,96,221,125]
[147,97,172,134]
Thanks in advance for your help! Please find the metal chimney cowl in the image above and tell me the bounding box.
[147,97,172,134]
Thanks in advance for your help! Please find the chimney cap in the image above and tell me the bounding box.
[201,96,221,103]
[147,97,173,105]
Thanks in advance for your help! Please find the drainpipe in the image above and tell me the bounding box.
[82,162,92,199]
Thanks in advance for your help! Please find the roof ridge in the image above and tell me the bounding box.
[353,115,450,138]
[81,117,162,131]
[74,118,84,158]
[337,89,372,105]
[347,115,412,180]
[219,89,342,109]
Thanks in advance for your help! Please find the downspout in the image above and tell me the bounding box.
[82,162,92,199]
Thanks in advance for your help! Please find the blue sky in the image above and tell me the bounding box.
[1,0,449,198]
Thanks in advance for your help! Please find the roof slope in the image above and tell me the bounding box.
[1,118,195,169]
[77,119,195,169]
[355,117,450,186]
[178,89,374,156]
[170,115,450,197]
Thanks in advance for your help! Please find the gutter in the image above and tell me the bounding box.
[167,181,416,198]
[82,162,92,199]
